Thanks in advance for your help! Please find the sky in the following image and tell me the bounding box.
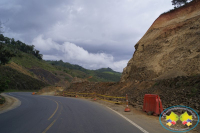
[0,0,173,72]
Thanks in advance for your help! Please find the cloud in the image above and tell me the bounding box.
[32,35,129,72]
[1,0,173,72]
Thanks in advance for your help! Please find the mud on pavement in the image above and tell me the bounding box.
[0,93,21,114]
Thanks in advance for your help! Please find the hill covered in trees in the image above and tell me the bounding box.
[0,34,42,64]
[46,60,121,82]
[0,34,122,93]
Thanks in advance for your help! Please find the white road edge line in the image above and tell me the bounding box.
[106,106,149,133]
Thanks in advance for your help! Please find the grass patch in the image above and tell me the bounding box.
[184,81,190,86]
[153,82,160,87]
[191,87,198,94]
[0,95,5,104]
[65,76,72,82]
[186,87,198,98]
[11,52,57,72]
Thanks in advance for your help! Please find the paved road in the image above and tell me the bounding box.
[0,92,144,133]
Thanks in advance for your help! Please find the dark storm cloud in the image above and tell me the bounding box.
[0,0,173,72]
[1,0,73,42]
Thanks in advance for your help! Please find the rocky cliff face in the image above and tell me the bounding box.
[121,0,200,82]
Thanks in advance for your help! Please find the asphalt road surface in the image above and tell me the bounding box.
[0,92,144,133]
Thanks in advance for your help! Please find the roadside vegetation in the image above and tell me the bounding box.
[0,66,47,91]
[0,95,5,105]
[0,34,48,92]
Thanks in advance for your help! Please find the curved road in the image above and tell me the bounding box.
[0,92,144,133]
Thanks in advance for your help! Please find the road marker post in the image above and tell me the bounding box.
[124,94,131,112]
[94,92,97,101]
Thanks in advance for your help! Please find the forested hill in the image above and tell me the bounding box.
[0,34,122,92]
[0,34,43,62]
[46,60,122,82]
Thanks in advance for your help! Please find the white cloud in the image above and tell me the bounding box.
[32,35,128,72]
[2,0,173,72]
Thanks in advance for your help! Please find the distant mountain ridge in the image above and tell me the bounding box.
[46,60,121,82]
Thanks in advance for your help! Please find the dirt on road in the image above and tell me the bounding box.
[76,96,200,133]
[0,93,21,114]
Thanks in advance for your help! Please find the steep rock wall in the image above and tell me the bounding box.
[121,0,200,82]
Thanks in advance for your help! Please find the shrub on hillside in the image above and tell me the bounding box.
[0,76,10,93]
[0,95,5,104]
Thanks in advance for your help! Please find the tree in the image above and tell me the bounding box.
[4,37,11,44]
[0,21,3,34]
[34,50,43,60]
[26,45,34,53]
[171,0,192,8]
[0,44,16,65]
[11,38,15,45]
[0,34,4,41]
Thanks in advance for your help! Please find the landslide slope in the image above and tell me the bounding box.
[121,0,200,82]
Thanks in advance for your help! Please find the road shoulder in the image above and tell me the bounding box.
[0,93,21,114]
[84,98,199,133]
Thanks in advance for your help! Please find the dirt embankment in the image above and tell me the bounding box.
[29,68,60,85]
[66,74,200,114]
[121,0,200,82]
[0,93,21,114]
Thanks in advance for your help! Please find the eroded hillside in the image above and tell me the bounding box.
[121,0,200,82]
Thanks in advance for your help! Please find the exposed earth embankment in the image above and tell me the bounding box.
[121,0,200,82]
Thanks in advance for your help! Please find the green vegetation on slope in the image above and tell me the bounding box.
[11,52,57,72]
[0,34,42,60]
[0,95,5,104]
[0,43,16,65]
[46,60,122,82]
[0,66,47,91]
